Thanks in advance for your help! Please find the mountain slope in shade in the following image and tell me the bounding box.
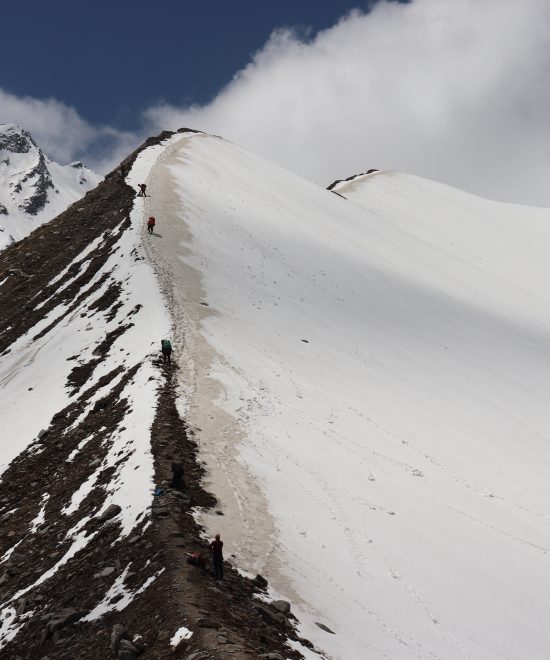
[0,124,101,248]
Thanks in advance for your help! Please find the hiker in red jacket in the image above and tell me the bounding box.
[147,216,156,234]
[210,534,224,579]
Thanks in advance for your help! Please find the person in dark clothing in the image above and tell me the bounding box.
[137,183,147,197]
[161,339,172,364]
[210,534,223,579]
[147,216,156,234]
[171,461,184,489]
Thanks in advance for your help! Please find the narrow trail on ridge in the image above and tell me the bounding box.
[139,133,289,595]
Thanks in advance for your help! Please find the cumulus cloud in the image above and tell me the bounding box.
[0,88,139,173]
[2,0,550,204]
[145,0,550,206]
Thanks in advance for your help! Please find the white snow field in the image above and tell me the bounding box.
[140,132,550,660]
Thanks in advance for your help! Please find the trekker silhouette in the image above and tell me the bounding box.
[210,534,224,580]
[161,339,172,364]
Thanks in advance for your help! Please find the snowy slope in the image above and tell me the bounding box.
[0,124,100,248]
[139,133,550,660]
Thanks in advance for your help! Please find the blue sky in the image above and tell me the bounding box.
[1,0,549,205]
[3,0,385,130]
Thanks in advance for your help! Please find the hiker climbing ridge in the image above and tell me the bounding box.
[147,216,156,234]
[161,338,172,364]
[137,183,147,196]
[210,534,224,580]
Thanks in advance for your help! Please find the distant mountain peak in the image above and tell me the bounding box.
[0,125,101,247]
[0,123,37,153]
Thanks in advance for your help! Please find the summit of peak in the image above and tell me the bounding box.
[0,124,38,154]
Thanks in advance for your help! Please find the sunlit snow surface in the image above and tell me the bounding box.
[148,133,550,660]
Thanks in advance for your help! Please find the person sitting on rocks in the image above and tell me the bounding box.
[137,183,147,197]
[171,461,184,489]
[210,534,224,580]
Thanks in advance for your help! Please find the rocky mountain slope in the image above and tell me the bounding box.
[1,127,549,660]
[0,124,100,249]
[0,130,316,660]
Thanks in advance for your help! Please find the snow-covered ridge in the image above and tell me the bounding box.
[1,127,549,658]
[0,124,100,248]
[143,133,550,660]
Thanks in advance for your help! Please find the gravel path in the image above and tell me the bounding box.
[139,133,283,585]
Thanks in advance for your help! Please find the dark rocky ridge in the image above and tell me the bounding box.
[0,129,316,659]
[326,168,379,191]
[0,126,36,154]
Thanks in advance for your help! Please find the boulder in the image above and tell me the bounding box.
[111,623,128,656]
[197,618,220,629]
[44,608,83,636]
[98,504,121,521]
[16,598,26,616]
[254,604,285,625]
[315,621,335,634]
[117,639,141,659]
[270,600,291,614]
[8,268,31,278]
[95,566,115,578]
[254,574,268,588]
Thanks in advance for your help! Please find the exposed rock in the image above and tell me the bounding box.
[270,600,291,614]
[98,504,121,521]
[117,638,141,659]
[197,618,221,629]
[260,654,285,660]
[254,604,285,625]
[8,268,31,278]
[44,607,83,637]
[95,566,115,578]
[111,623,127,656]
[254,574,268,588]
[315,621,335,634]
[16,598,26,616]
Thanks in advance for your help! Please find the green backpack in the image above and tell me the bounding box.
[161,339,172,351]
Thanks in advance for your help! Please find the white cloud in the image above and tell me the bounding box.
[145,0,550,206]
[0,88,138,173]
[2,0,550,204]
